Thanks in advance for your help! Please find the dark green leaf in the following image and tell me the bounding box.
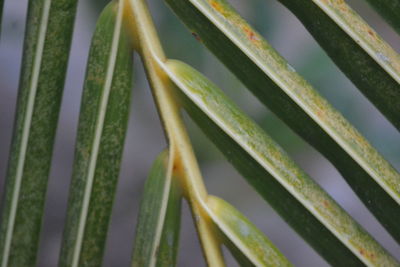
[59,2,133,266]
[163,0,400,244]
[277,0,400,130]
[0,0,78,265]
[165,59,399,266]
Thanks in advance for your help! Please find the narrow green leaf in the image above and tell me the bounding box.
[364,0,400,34]
[164,0,400,243]
[206,196,292,267]
[59,2,133,266]
[277,0,400,130]
[164,59,399,266]
[131,150,181,267]
[0,0,78,265]
[156,174,182,267]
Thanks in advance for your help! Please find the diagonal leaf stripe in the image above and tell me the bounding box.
[277,0,400,130]
[206,196,292,267]
[59,2,133,266]
[310,0,400,84]
[163,0,400,243]
[164,59,399,266]
[0,0,78,266]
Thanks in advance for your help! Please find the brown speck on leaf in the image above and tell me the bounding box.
[367,29,374,37]
[209,0,226,16]
[192,32,202,42]
[172,161,183,173]
[242,26,260,44]
[316,109,325,118]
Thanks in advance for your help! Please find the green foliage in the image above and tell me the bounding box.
[0,0,399,266]
[59,2,133,266]
[0,0,78,265]
[132,150,182,267]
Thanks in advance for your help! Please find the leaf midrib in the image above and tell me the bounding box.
[1,0,52,266]
[70,3,124,266]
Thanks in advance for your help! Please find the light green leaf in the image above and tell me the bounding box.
[164,0,400,243]
[0,0,78,266]
[277,0,400,130]
[206,196,292,267]
[131,150,181,267]
[364,0,400,34]
[164,59,399,266]
[59,2,133,266]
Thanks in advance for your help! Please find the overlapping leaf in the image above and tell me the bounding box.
[163,0,400,244]
[2,0,399,266]
[163,59,398,266]
[125,0,226,264]
[278,0,400,130]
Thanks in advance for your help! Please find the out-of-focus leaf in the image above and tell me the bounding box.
[364,0,400,34]
[131,150,182,267]
[156,170,182,267]
[206,196,292,267]
[163,59,399,266]
[59,2,133,266]
[0,0,78,266]
[163,0,400,244]
[277,0,400,130]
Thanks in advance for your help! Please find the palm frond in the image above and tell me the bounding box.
[163,0,400,243]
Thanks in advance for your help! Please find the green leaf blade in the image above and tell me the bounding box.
[163,0,400,244]
[207,196,292,267]
[0,0,78,265]
[164,59,399,266]
[131,149,182,267]
[156,175,182,267]
[59,2,133,266]
[278,0,400,131]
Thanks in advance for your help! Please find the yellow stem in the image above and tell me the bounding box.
[123,0,225,265]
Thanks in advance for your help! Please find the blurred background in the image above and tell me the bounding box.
[0,0,399,266]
